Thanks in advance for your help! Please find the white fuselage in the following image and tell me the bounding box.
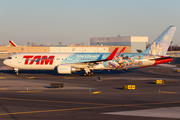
[3,53,109,70]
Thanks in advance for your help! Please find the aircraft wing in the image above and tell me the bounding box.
[75,47,119,64]
[58,47,119,68]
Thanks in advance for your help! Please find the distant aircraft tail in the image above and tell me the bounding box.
[143,25,177,56]
[9,40,17,47]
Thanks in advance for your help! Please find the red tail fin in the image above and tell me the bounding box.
[9,40,17,47]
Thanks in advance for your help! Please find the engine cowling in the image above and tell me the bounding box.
[57,65,81,74]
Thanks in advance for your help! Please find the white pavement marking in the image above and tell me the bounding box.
[102,107,180,119]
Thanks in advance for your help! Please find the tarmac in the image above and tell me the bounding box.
[0,60,180,120]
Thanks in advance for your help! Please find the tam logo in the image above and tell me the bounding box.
[23,55,55,65]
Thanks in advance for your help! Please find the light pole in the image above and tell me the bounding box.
[171,41,173,56]
[21,48,24,53]
[81,43,84,53]
[96,42,99,53]
[27,42,30,52]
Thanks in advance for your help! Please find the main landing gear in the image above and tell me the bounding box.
[83,67,94,76]
[83,71,94,76]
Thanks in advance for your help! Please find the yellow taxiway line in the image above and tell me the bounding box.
[160,91,177,94]
[0,96,180,116]
[0,105,116,116]
[64,77,75,79]
[0,100,180,116]
[0,90,178,94]
[0,88,7,90]
[92,91,101,94]
[27,77,35,79]
[17,90,43,93]
[0,77,5,79]
[0,97,112,106]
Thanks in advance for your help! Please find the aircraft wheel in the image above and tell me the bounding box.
[90,72,94,76]
[83,73,87,76]
[15,72,19,76]
[88,72,91,76]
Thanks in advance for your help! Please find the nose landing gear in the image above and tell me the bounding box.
[14,68,19,76]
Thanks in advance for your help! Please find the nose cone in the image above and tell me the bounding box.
[3,59,8,66]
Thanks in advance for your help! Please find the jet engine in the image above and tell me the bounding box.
[57,65,81,74]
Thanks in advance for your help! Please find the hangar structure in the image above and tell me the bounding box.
[90,36,148,53]
[0,46,130,59]
[0,45,130,54]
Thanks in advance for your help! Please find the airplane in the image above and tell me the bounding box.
[9,40,17,47]
[0,40,16,53]
[3,25,177,76]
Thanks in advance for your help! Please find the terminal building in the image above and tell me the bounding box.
[90,36,148,53]
[0,36,147,59]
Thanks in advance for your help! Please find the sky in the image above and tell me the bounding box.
[0,0,180,46]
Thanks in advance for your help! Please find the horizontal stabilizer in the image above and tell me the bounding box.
[136,49,142,53]
[150,56,173,60]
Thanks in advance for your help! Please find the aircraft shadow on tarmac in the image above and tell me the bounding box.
[0,69,132,76]
[113,87,124,90]
[146,81,156,84]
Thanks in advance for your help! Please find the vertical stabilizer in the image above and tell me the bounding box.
[143,25,177,56]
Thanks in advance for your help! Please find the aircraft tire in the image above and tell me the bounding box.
[90,72,94,76]
[88,72,91,76]
[16,72,19,76]
[83,73,87,76]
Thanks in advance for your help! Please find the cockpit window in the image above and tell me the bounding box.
[7,57,12,59]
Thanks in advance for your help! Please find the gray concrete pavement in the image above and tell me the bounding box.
[0,62,180,120]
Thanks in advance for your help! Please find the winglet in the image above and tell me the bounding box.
[105,47,119,60]
[120,47,126,53]
[9,40,17,47]
[116,47,126,57]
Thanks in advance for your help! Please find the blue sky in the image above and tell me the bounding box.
[0,0,180,46]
